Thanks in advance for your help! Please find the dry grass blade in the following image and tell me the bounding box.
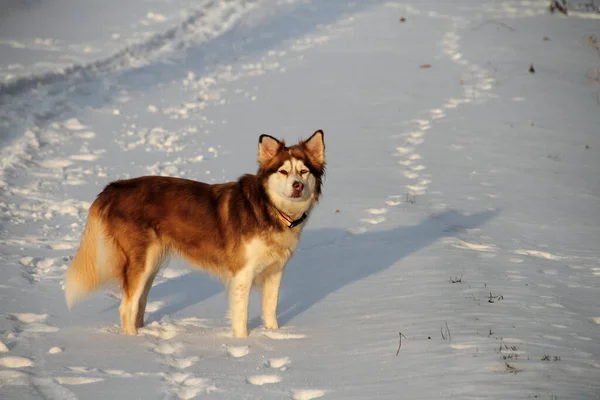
[440,322,451,341]
[396,332,407,355]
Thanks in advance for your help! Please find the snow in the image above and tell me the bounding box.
[226,345,250,358]
[0,341,9,353]
[292,389,326,400]
[267,356,291,369]
[1,0,600,399]
[0,356,34,369]
[48,346,63,354]
[247,374,282,385]
[53,376,104,386]
[10,313,48,324]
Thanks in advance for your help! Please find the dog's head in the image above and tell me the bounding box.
[257,130,326,217]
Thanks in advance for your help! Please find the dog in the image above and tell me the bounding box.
[64,130,325,338]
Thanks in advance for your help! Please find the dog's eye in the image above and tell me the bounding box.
[300,169,309,175]
[279,170,288,176]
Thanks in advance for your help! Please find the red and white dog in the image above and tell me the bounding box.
[65,130,325,338]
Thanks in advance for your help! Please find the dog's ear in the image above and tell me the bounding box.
[258,134,282,164]
[303,130,325,166]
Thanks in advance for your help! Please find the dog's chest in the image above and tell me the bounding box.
[244,230,300,271]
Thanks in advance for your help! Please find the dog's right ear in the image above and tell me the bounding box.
[258,134,282,165]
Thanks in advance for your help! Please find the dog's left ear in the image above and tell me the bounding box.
[303,130,325,166]
[258,134,282,165]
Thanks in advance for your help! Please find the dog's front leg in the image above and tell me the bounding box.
[260,267,284,330]
[227,268,253,338]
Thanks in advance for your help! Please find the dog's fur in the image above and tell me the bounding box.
[64,130,325,338]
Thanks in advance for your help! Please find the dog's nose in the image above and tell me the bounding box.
[292,181,304,191]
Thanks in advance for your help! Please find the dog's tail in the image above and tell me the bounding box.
[65,203,120,309]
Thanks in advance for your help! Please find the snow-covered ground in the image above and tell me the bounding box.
[1,0,599,398]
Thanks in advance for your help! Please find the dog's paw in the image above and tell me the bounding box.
[124,328,139,336]
[263,321,279,330]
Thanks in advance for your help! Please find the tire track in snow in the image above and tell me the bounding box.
[0,0,260,189]
[0,0,260,99]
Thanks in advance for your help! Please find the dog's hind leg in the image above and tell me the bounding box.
[135,259,163,329]
[119,244,165,335]
[120,265,145,335]
[119,290,136,335]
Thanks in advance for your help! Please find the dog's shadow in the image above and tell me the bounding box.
[146,209,497,329]
[145,270,223,321]
[258,209,497,328]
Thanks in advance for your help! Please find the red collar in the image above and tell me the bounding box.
[274,208,307,228]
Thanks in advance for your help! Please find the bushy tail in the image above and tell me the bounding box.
[65,206,119,309]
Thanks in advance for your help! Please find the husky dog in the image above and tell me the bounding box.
[65,130,325,338]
